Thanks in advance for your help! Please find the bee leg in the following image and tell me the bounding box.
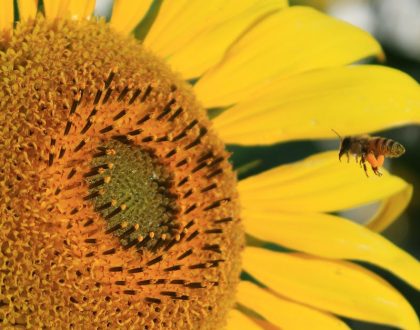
[355,154,359,164]
[346,153,350,163]
[371,166,382,176]
[366,153,382,177]
[374,154,385,176]
[361,156,369,177]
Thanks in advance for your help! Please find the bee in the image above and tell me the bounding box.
[332,130,405,177]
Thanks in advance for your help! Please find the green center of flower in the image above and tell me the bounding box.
[85,140,177,249]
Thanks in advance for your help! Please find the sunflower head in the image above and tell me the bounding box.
[2,1,420,330]
[0,15,243,329]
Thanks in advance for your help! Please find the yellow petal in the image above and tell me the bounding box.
[110,0,152,34]
[237,281,349,329]
[367,184,413,232]
[144,0,286,79]
[44,0,94,19]
[17,0,38,19]
[244,247,420,329]
[43,0,70,18]
[226,309,262,330]
[67,0,95,19]
[243,210,420,289]
[239,151,410,213]
[194,6,382,108]
[213,65,420,145]
[0,0,14,31]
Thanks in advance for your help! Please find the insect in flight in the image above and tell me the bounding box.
[332,129,406,177]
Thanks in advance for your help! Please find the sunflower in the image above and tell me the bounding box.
[1,1,419,329]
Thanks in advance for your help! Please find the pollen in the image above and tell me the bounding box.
[0,17,243,329]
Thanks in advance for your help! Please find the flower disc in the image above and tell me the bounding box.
[0,17,243,329]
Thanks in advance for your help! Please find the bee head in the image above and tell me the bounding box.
[338,137,351,160]
[332,129,350,160]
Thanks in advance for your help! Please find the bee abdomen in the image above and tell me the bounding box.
[385,139,395,154]
[389,140,406,157]
[372,137,405,157]
[372,137,388,155]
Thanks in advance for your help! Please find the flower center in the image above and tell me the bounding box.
[0,16,244,330]
[85,141,178,249]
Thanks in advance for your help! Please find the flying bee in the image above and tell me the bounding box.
[332,130,405,177]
